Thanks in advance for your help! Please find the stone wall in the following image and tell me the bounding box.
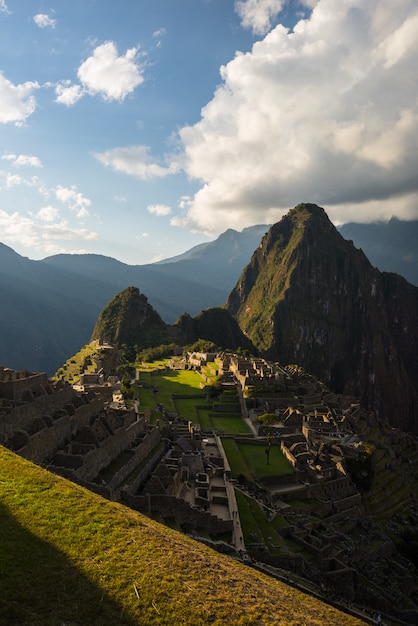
[108,427,163,491]
[72,414,145,481]
[3,393,108,464]
[124,493,233,535]
[0,368,49,401]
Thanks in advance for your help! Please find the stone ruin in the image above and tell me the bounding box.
[0,365,163,503]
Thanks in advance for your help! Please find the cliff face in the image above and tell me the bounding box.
[227,204,418,433]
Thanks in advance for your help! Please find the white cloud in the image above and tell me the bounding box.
[2,153,43,168]
[33,13,56,29]
[0,71,39,125]
[235,0,285,35]
[36,206,59,222]
[55,185,91,218]
[0,209,97,254]
[147,203,172,217]
[54,81,84,106]
[4,173,23,188]
[176,0,418,234]
[153,28,166,39]
[77,41,144,102]
[0,1,10,14]
[55,42,144,106]
[95,145,179,179]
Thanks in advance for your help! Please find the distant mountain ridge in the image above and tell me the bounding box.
[0,226,266,374]
[339,217,418,286]
[0,214,417,379]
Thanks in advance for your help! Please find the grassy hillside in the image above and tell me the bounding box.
[0,447,366,626]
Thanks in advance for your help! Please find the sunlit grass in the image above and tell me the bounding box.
[136,364,252,436]
[0,447,366,626]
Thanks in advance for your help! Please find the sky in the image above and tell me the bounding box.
[0,0,417,265]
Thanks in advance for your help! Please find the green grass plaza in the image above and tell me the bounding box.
[133,361,301,556]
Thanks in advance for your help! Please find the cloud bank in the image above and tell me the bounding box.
[175,0,418,233]
[95,145,179,179]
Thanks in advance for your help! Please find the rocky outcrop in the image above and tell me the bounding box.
[226,204,418,434]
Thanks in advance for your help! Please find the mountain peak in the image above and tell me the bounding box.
[227,204,418,433]
[90,287,168,359]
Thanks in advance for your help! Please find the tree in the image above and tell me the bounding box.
[257,413,276,425]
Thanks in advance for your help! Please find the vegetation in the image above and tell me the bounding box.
[184,339,218,353]
[52,341,107,383]
[90,287,169,361]
[136,343,178,363]
[135,363,253,435]
[222,439,294,480]
[0,447,365,626]
[257,412,277,425]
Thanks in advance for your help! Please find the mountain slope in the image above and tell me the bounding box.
[0,244,115,374]
[90,286,170,359]
[226,204,418,433]
[43,224,269,320]
[0,446,365,626]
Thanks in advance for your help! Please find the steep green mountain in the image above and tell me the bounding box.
[90,286,256,359]
[339,217,418,286]
[226,204,418,434]
[90,286,169,356]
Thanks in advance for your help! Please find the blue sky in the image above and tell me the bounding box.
[1,0,417,264]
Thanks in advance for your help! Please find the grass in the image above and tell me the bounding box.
[221,438,252,481]
[0,447,366,626]
[235,490,284,555]
[52,341,103,382]
[238,442,294,477]
[222,439,294,480]
[173,396,206,421]
[210,416,252,435]
[136,365,253,436]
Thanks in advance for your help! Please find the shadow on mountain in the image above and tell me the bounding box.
[0,502,136,626]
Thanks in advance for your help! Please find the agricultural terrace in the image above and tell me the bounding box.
[135,362,252,435]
